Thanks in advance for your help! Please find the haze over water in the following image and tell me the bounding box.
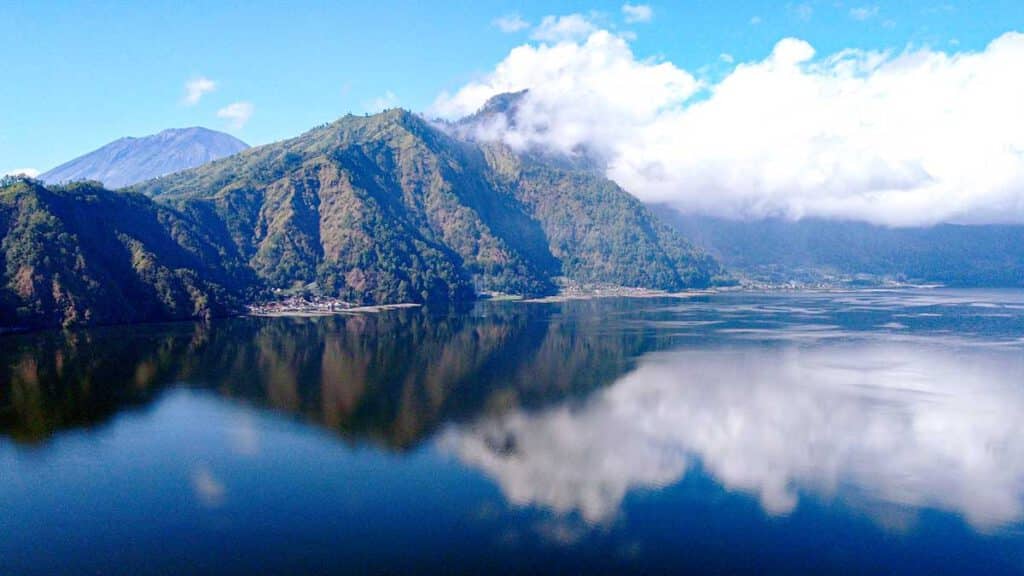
[2,289,1023,574]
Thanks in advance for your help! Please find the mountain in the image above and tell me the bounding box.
[451,89,605,173]
[459,92,1024,289]
[1,109,721,329]
[655,207,1024,287]
[131,109,723,304]
[0,178,251,329]
[39,127,249,189]
[454,89,528,131]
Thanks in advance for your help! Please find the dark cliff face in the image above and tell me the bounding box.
[40,127,249,189]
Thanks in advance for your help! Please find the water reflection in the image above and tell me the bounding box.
[2,290,1023,544]
[0,301,652,447]
[444,339,1024,530]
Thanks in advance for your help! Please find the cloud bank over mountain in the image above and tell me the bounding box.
[434,20,1024,227]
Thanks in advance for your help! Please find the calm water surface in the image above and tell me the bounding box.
[2,290,1024,574]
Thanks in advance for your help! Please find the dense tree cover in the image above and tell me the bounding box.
[483,145,727,288]
[0,110,723,329]
[0,177,251,328]
[133,109,722,302]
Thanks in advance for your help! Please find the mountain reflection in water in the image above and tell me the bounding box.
[0,301,646,447]
[2,290,1024,574]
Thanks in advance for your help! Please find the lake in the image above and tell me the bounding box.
[2,290,1024,574]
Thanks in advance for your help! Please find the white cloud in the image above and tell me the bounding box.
[216,101,254,129]
[531,14,598,43]
[719,52,735,64]
[750,15,763,25]
[442,340,1024,528]
[494,13,530,33]
[434,29,1024,226]
[183,76,216,105]
[621,3,653,23]
[850,5,879,20]
[433,30,699,162]
[364,90,399,112]
[3,168,39,178]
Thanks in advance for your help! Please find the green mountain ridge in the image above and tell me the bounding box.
[0,178,251,329]
[1,109,721,329]
[133,109,721,299]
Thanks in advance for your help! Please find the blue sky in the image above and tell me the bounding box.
[2,0,1021,175]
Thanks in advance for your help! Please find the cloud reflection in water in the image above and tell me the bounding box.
[442,340,1024,530]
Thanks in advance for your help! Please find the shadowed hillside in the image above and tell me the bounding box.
[0,178,251,329]
[656,207,1024,287]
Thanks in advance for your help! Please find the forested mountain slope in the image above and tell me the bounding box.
[1,110,721,329]
[133,109,723,304]
[0,178,251,328]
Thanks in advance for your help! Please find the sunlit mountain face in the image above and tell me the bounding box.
[2,290,1024,574]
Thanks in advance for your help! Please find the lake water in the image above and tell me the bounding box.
[2,290,1024,574]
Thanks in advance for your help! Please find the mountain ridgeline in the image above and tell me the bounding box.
[130,109,722,302]
[0,178,251,329]
[657,208,1024,287]
[1,109,722,329]
[40,127,249,189]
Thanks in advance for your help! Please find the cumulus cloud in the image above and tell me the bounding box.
[216,101,254,129]
[433,27,1024,226]
[531,14,598,43]
[3,168,40,178]
[494,13,530,33]
[433,30,699,161]
[183,76,216,105]
[442,341,1024,528]
[621,3,653,23]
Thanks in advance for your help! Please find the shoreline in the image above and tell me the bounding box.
[522,287,716,304]
[248,302,422,318]
[0,284,986,337]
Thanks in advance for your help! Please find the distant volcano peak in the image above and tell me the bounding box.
[40,127,249,189]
